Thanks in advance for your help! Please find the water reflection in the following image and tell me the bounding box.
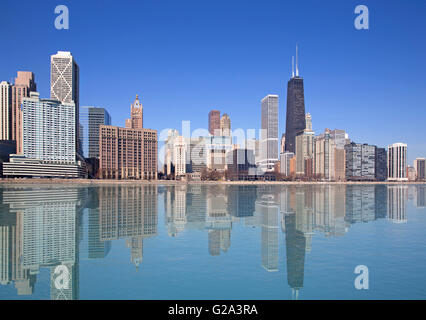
[0,183,424,299]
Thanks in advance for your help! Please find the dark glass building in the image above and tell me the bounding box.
[80,106,111,159]
[284,76,306,153]
[375,147,387,181]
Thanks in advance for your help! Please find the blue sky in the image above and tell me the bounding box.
[1,0,425,162]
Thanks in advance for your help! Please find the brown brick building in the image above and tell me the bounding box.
[99,95,157,180]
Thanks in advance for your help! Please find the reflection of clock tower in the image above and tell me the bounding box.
[125,94,143,129]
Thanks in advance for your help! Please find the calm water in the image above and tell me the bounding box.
[1,183,426,300]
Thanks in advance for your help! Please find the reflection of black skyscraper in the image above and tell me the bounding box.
[284,46,306,153]
[285,212,306,300]
[375,185,388,219]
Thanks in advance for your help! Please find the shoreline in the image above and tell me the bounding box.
[0,178,425,186]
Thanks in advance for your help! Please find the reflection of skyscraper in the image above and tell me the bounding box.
[345,186,376,223]
[374,185,388,219]
[126,237,143,269]
[256,194,279,272]
[99,185,158,268]
[284,206,306,300]
[166,185,187,236]
[227,186,256,218]
[0,195,36,295]
[185,185,207,229]
[387,186,407,223]
[313,185,346,238]
[416,185,426,208]
[206,186,232,256]
[0,207,14,286]
[2,186,85,299]
[208,229,230,256]
[88,208,111,259]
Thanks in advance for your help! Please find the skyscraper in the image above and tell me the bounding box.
[414,158,426,181]
[125,95,143,129]
[313,128,346,181]
[173,135,187,178]
[259,94,279,173]
[387,143,408,181]
[208,110,220,135]
[99,95,157,180]
[375,147,387,181]
[295,129,314,176]
[80,106,111,158]
[0,81,11,140]
[284,46,306,153]
[3,92,85,177]
[12,72,36,154]
[345,142,376,181]
[220,113,231,136]
[22,92,76,162]
[50,51,80,153]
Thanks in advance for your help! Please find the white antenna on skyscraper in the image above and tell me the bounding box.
[295,44,299,77]
[292,56,295,78]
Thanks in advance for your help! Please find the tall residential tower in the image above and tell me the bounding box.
[12,72,36,154]
[259,94,279,173]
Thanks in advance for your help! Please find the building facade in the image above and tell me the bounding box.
[259,95,279,173]
[375,147,387,181]
[99,95,157,180]
[387,143,407,181]
[80,106,111,158]
[295,129,314,176]
[50,51,80,153]
[284,58,306,153]
[173,135,187,178]
[0,81,11,140]
[280,151,294,176]
[99,126,157,179]
[345,142,376,181]
[227,148,256,180]
[2,92,84,178]
[208,110,220,135]
[414,158,426,181]
[22,93,76,162]
[220,113,231,136]
[313,129,346,181]
[12,72,36,154]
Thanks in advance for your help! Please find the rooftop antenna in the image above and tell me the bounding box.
[292,56,295,78]
[295,44,299,77]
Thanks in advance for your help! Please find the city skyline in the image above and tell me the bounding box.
[1,47,422,181]
[1,1,425,164]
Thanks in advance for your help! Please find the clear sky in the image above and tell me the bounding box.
[1,0,425,163]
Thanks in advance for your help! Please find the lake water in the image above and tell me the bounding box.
[1,183,426,300]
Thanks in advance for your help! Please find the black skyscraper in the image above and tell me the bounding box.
[284,47,306,153]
